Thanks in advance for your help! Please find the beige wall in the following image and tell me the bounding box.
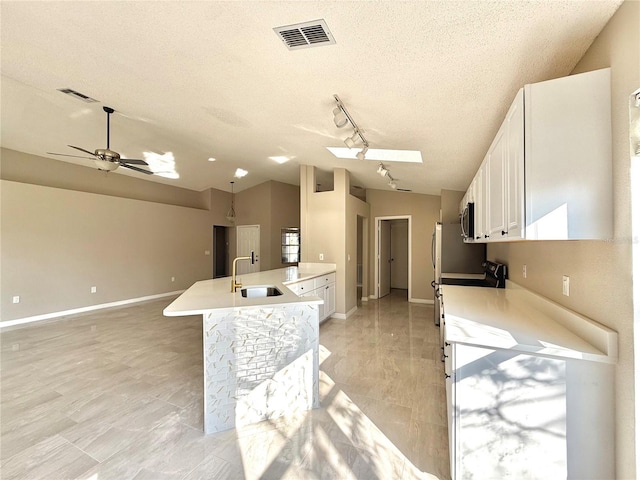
[234,180,300,271]
[441,189,465,224]
[366,189,440,302]
[1,179,213,320]
[300,166,369,316]
[487,2,639,477]
[235,181,272,269]
[270,181,301,270]
[0,151,299,323]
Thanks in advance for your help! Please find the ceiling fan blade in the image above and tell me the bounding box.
[120,163,154,175]
[68,145,96,156]
[120,158,148,165]
[47,152,94,160]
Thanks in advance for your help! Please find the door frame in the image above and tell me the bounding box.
[374,215,412,300]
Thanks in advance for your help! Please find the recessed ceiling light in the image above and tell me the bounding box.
[269,156,290,164]
[234,168,248,178]
[208,157,216,162]
[326,147,423,163]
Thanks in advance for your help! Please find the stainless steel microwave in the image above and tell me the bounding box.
[461,202,475,240]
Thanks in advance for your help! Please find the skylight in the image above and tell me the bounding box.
[326,147,423,163]
[142,151,180,179]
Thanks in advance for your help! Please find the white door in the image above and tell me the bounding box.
[236,225,260,275]
[379,220,391,298]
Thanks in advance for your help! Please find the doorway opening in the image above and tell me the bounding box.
[212,225,230,278]
[375,216,411,300]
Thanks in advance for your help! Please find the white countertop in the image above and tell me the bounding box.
[442,281,617,363]
[163,263,336,316]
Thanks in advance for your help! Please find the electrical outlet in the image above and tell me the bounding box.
[12,296,20,304]
[171,276,175,282]
[562,276,570,296]
[90,286,97,294]
[319,253,324,261]
[522,265,527,278]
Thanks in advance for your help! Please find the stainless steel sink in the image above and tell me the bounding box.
[240,286,283,298]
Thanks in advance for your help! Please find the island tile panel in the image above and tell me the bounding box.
[203,303,319,433]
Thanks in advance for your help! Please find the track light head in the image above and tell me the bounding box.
[344,131,360,148]
[377,163,389,177]
[333,107,348,128]
[356,146,368,161]
[388,180,397,190]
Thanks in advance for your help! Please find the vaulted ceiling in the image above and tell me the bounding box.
[0,1,622,194]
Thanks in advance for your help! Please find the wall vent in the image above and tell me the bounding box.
[273,19,336,50]
[57,88,98,103]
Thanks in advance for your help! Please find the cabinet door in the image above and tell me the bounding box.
[445,341,455,479]
[301,288,324,321]
[505,89,525,238]
[454,344,567,480]
[486,129,507,239]
[324,283,336,318]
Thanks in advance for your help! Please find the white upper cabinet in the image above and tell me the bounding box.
[464,68,612,242]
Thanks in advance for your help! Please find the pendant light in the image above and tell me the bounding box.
[226,181,236,224]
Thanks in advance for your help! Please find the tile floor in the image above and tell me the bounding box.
[1,289,450,480]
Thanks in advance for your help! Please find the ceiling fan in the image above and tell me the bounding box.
[48,106,153,175]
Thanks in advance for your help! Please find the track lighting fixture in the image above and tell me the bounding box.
[356,146,368,161]
[332,94,370,154]
[333,107,348,128]
[375,162,399,189]
[344,131,361,148]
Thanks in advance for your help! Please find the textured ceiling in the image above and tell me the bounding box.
[0,1,622,194]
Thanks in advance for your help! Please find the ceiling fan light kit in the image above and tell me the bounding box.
[48,106,154,176]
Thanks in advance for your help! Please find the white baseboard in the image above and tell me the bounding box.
[0,290,185,329]
[409,298,434,305]
[331,304,358,320]
[361,296,369,302]
[368,294,377,300]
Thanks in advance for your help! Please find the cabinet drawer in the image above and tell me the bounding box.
[296,279,315,295]
[314,272,336,289]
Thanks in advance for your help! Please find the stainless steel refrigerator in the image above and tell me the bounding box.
[431,222,486,324]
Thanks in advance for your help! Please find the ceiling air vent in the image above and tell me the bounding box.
[273,19,336,50]
[57,88,98,103]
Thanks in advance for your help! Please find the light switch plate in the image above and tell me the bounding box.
[562,276,570,296]
[522,265,527,278]
[319,253,324,261]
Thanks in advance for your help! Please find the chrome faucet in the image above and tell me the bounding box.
[231,253,255,292]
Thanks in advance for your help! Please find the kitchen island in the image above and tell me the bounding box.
[441,281,617,480]
[164,263,335,434]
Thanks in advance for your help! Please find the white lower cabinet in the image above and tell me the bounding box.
[288,272,336,322]
[445,342,614,480]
